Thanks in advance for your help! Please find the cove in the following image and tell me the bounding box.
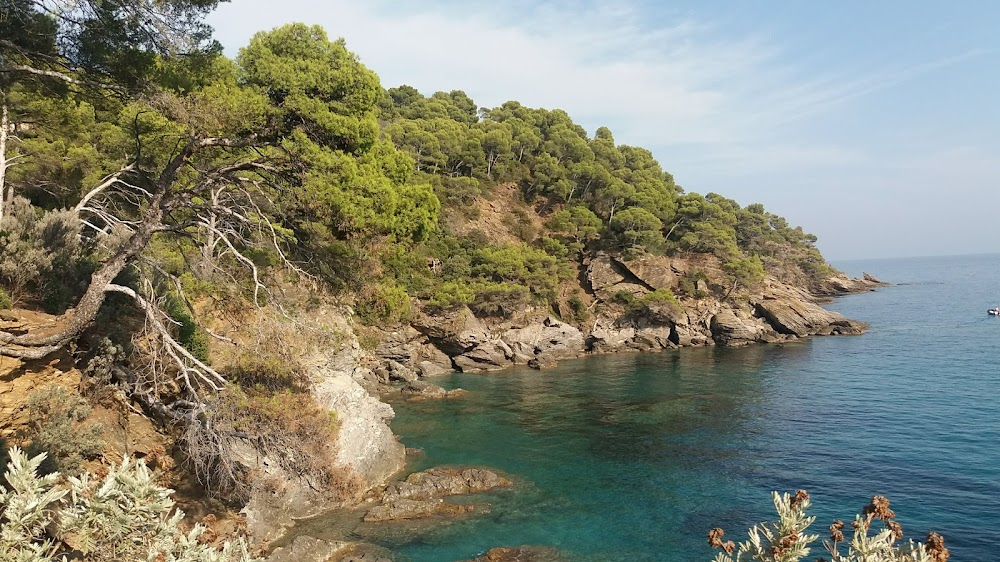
[315,254,1000,561]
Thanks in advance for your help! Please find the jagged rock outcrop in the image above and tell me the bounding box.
[413,308,493,356]
[585,254,647,299]
[395,258,878,376]
[244,308,406,544]
[815,271,890,296]
[381,467,513,501]
[503,317,585,364]
[364,467,512,523]
[363,497,477,522]
[376,326,453,375]
[709,308,775,346]
[752,285,867,337]
[616,255,676,291]
[267,536,348,562]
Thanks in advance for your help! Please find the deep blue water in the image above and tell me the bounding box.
[349,254,1000,561]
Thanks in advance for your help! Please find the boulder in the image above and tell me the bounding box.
[502,317,585,363]
[753,285,866,337]
[458,546,567,562]
[400,379,448,399]
[374,326,423,363]
[453,342,511,372]
[709,309,771,346]
[631,325,676,350]
[412,308,492,355]
[363,498,476,522]
[267,536,347,562]
[527,356,557,370]
[416,360,451,377]
[616,255,676,291]
[386,360,418,383]
[587,324,636,353]
[863,272,888,285]
[382,467,512,502]
[586,254,626,293]
[410,342,454,374]
[364,466,512,523]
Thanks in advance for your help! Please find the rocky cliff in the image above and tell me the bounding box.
[364,253,884,377]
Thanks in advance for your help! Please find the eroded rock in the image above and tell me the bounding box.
[267,536,347,562]
[458,546,567,562]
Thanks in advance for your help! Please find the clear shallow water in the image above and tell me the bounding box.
[347,254,1000,561]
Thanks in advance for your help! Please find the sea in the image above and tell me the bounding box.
[332,253,1000,561]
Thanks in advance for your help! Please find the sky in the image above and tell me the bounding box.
[206,1,1000,260]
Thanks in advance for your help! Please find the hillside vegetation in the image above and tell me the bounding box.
[0,2,868,557]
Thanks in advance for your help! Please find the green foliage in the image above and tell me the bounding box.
[678,270,712,299]
[612,290,636,306]
[426,281,476,312]
[628,289,681,317]
[355,282,412,325]
[565,295,589,323]
[0,288,10,310]
[466,281,532,317]
[0,447,259,562]
[609,207,664,253]
[0,198,89,309]
[23,386,103,475]
[707,491,948,562]
[162,294,210,363]
[724,255,766,292]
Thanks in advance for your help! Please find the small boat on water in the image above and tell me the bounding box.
[989,307,1000,316]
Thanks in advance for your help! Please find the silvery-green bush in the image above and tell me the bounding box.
[0,447,259,562]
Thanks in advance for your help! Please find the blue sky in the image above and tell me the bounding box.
[206,1,1000,260]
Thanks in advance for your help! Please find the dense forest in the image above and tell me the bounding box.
[0,2,918,561]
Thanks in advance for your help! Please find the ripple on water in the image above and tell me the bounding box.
[312,255,1000,561]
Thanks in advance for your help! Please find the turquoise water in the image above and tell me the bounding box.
[365,254,1000,561]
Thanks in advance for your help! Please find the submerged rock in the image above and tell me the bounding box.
[363,498,477,522]
[363,466,512,523]
[382,467,512,501]
[458,546,567,562]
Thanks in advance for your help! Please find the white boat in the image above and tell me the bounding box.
[989,307,1000,316]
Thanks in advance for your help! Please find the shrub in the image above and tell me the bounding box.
[0,447,259,562]
[612,290,635,306]
[679,270,711,299]
[707,490,949,562]
[225,356,309,393]
[0,198,88,310]
[355,282,412,325]
[426,281,476,312]
[23,386,103,475]
[627,289,682,322]
[0,287,10,310]
[468,281,531,318]
[181,388,359,503]
[723,255,766,293]
[162,293,211,363]
[565,295,589,323]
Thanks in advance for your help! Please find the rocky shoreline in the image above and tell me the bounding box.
[256,262,887,561]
